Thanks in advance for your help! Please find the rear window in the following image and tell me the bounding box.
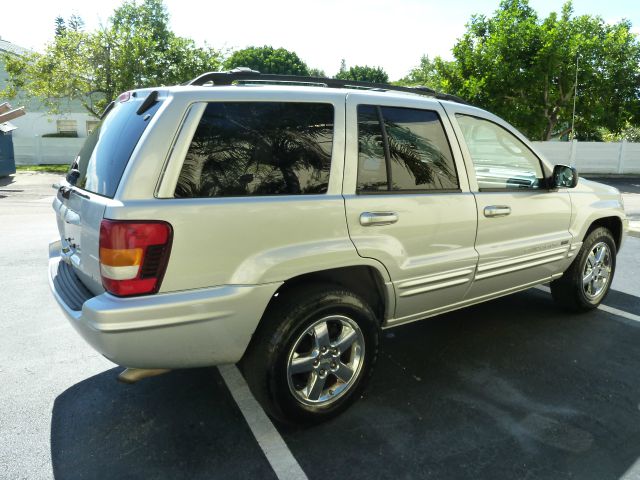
[174,102,334,198]
[67,93,163,198]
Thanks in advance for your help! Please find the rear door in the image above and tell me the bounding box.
[53,91,163,294]
[343,94,478,324]
[445,106,573,299]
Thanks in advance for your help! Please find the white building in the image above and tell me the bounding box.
[1,36,93,164]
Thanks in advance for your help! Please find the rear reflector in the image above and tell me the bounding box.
[99,220,173,296]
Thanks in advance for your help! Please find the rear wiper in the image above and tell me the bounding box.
[137,91,158,115]
[100,101,115,120]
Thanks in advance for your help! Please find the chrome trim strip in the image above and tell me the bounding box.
[477,246,569,273]
[398,268,474,289]
[475,254,566,280]
[384,276,555,328]
[399,278,471,298]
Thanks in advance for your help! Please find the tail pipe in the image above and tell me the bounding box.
[117,368,171,384]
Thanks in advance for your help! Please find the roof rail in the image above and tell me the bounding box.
[185,68,469,105]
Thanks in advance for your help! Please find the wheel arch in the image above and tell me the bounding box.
[584,216,623,251]
[263,265,393,326]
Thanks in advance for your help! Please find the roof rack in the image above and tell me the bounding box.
[185,68,469,105]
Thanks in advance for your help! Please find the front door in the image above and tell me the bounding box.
[343,94,478,324]
[448,109,573,300]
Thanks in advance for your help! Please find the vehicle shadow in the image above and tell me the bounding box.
[281,288,640,480]
[50,367,276,480]
[0,174,15,187]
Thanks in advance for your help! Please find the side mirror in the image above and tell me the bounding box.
[552,164,578,188]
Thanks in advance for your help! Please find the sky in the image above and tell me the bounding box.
[2,0,639,80]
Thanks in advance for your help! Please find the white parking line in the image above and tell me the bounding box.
[533,286,640,323]
[218,364,308,480]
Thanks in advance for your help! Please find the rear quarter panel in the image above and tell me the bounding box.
[107,88,393,292]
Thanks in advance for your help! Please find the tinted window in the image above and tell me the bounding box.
[456,114,543,190]
[357,105,458,193]
[175,102,334,198]
[68,94,162,198]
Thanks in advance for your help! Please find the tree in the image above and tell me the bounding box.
[442,0,640,140]
[2,0,223,117]
[398,55,458,92]
[223,46,309,75]
[335,64,389,83]
[54,17,66,37]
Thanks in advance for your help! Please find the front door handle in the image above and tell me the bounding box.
[484,205,511,218]
[359,211,399,226]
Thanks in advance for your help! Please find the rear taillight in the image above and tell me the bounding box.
[99,220,173,297]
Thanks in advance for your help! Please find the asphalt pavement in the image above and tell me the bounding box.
[1,172,640,480]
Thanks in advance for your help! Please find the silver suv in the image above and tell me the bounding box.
[49,70,629,424]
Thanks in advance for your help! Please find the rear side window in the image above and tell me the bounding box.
[175,102,334,198]
[68,93,163,198]
[357,105,458,193]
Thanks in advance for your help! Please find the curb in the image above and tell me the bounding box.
[630,221,640,239]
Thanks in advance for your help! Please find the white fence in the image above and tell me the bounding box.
[10,136,640,174]
[532,140,640,174]
[13,137,84,165]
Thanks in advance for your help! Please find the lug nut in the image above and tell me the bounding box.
[331,362,337,369]
[319,369,326,376]
[313,359,319,367]
[321,346,327,353]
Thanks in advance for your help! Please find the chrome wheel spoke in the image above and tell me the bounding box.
[583,269,594,285]
[333,327,357,353]
[306,373,327,401]
[334,362,354,383]
[290,354,317,375]
[313,322,331,350]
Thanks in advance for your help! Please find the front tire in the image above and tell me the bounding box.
[551,227,617,312]
[240,284,380,425]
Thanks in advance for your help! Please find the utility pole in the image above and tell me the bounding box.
[570,54,579,141]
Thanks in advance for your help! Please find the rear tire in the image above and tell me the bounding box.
[240,283,380,425]
[551,227,616,312]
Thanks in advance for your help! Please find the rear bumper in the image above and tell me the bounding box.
[48,241,281,368]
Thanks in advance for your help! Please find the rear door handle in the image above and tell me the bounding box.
[359,211,399,226]
[483,205,511,218]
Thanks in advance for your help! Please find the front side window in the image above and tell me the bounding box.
[175,102,334,198]
[456,114,543,190]
[357,105,459,193]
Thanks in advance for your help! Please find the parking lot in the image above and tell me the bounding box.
[1,172,640,479]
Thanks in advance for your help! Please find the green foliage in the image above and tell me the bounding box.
[441,0,640,140]
[397,55,459,92]
[223,46,309,75]
[2,0,223,117]
[599,123,640,142]
[16,164,70,174]
[335,64,389,83]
